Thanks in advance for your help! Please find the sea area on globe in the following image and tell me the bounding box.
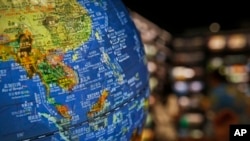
[0,0,150,141]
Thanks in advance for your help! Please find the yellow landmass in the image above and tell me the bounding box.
[0,0,93,119]
[0,0,92,51]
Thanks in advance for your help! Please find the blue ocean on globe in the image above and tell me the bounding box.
[0,0,150,140]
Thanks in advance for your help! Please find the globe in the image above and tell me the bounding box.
[0,0,150,140]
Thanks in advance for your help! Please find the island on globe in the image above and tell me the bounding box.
[0,0,150,141]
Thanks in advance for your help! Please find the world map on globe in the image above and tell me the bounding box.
[0,0,150,140]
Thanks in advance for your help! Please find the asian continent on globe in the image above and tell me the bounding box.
[0,0,150,141]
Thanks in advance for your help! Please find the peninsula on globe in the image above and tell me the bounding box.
[0,0,92,118]
[0,0,150,140]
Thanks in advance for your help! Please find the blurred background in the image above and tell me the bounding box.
[122,1,250,141]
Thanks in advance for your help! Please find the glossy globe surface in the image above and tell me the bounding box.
[0,0,149,140]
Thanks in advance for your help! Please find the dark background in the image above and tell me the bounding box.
[122,0,250,36]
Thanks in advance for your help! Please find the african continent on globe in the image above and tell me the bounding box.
[0,0,149,141]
